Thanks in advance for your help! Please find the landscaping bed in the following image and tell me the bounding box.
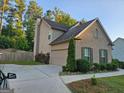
[67,75,124,93]
[61,59,119,76]
[60,70,116,76]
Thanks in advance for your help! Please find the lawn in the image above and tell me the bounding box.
[67,75,124,93]
[0,61,42,65]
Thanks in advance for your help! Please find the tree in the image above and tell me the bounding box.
[44,7,77,27]
[0,0,9,34]
[66,38,76,72]
[2,0,26,37]
[0,35,12,48]
[24,0,43,51]
[14,0,25,37]
[44,10,54,20]
[0,0,28,50]
[14,36,29,50]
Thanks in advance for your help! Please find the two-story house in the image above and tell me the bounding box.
[34,18,113,66]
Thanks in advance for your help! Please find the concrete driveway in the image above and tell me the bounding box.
[2,64,71,93]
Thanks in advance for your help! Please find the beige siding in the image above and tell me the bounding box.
[51,42,69,50]
[34,19,64,55]
[75,21,112,63]
[38,20,52,54]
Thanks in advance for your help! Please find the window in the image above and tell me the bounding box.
[48,34,51,40]
[81,47,93,62]
[99,49,108,63]
[94,29,99,39]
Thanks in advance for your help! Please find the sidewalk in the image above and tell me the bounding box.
[61,69,124,84]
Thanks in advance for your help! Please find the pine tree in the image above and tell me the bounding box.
[0,0,9,34]
[66,38,76,72]
[24,0,43,51]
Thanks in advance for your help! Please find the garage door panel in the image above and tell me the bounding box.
[51,50,67,66]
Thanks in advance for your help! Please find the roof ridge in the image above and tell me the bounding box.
[43,18,69,28]
[113,37,124,43]
[43,18,69,32]
[117,37,124,40]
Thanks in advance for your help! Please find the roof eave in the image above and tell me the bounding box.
[50,40,68,45]
[50,37,80,45]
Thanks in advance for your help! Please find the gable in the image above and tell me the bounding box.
[75,19,113,46]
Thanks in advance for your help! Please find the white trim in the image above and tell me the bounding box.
[69,22,80,30]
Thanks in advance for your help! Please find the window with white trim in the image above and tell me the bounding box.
[99,49,108,63]
[82,47,93,62]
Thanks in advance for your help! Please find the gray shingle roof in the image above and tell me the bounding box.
[44,18,69,32]
[50,19,96,45]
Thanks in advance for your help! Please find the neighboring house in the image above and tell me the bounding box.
[34,18,113,66]
[112,38,124,61]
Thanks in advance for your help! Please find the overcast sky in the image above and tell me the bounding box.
[33,0,124,41]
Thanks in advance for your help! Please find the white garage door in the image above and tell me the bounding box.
[50,50,68,66]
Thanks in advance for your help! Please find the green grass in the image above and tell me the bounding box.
[67,75,124,93]
[0,61,42,65]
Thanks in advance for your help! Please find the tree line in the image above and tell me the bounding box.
[0,0,82,51]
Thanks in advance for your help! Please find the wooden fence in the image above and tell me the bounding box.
[0,52,33,62]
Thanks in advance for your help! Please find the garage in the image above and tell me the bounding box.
[50,49,68,66]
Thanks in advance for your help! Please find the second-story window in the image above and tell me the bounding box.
[48,34,51,40]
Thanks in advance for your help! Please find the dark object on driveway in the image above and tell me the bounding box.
[0,70,16,89]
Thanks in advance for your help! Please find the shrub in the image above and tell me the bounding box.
[114,59,124,69]
[119,62,124,69]
[106,62,118,71]
[111,62,118,71]
[93,63,100,71]
[76,59,90,73]
[100,64,107,71]
[35,52,50,64]
[91,75,97,85]
[14,37,29,51]
[112,59,120,63]
[112,59,119,66]
[0,35,29,51]
[0,36,12,48]
[66,39,76,72]
[106,63,113,71]
[62,66,69,72]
